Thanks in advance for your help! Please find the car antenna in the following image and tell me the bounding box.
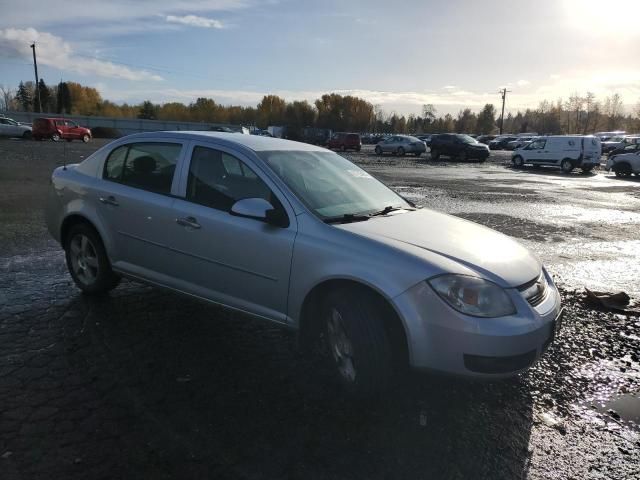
[61,77,67,170]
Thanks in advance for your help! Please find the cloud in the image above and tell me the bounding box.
[0,27,163,81]
[443,85,457,90]
[516,79,531,87]
[165,15,224,29]
[0,1,248,31]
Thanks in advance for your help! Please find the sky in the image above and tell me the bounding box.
[1,0,639,116]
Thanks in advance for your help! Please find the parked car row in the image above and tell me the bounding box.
[0,115,93,142]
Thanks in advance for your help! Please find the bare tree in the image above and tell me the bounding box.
[0,84,15,111]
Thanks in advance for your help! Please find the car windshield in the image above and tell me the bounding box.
[260,150,411,219]
[457,134,477,144]
[609,136,624,142]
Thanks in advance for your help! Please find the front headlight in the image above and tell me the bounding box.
[428,275,516,318]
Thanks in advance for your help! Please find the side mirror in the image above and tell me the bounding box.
[230,198,289,227]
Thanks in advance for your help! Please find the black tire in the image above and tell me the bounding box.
[51,132,61,142]
[513,155,524,168]
[375,146,382,156]
[457,150,467,162]
[560,159,574,173]
[320,287,393,395]
[581,166,593,174]
[82,134,90,143]
[341,145,346,152]
[431,149,440,160]
[397,147,405,156]
[22,130,32,140]
[356,146,361,152]
[613,163,632,177]
[64,224,120,295]
[414,152,421,157]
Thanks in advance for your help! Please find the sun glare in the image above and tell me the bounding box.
[564,0,640,32]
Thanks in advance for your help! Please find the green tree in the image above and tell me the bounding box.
[476,104,497,134]
[37,79,52,113]
[137,100,159,120]
[16,81,32,111]
[56,82,72,114]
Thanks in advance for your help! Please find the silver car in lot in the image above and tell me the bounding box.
[374,135,427,157]
[45,132,562,394]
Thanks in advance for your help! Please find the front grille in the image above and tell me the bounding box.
[518,273,549,307]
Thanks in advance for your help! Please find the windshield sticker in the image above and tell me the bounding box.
[347,169,373,179]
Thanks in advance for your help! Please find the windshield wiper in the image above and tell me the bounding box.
[323,213,371,224]
[369,205,414,217]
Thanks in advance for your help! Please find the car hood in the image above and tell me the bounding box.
[337,209,541,288]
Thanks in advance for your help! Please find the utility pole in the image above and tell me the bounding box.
[499,87,511,134]
[30,43,42,113]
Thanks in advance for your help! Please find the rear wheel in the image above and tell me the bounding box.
[581,166,594,173]
[320,288,393,395]
[397,147,405,156]
[375,146,382,155]
[431,149,440,160]
[341,145,346,152]
[512,155,524,168]
[457,150,467,162]
[65,224,120,295]
[414,152,421,157]
[560,159,574,173]
[51,132,61,142]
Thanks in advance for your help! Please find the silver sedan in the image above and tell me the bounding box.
[375,135,427,157]
[45,132,562,395]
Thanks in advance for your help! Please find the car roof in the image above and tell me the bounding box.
[121,131,327,153]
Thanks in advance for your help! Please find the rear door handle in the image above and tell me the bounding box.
[99,195,119,206]
[176,216,201,229]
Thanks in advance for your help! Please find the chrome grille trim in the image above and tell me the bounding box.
[517,273,548,307]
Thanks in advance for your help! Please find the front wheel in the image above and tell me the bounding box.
[65,224,120,295]
[581,166,594,174]
[512,155,524,168]
[397,147,405,156]
[82,134,90,142]
[431,149,440,160]
[560,159,574,173]
[321,288,393,395]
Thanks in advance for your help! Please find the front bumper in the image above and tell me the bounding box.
[393,272,562,378]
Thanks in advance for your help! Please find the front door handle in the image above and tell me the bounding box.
[176,216,201,229]
[99,195,119,206]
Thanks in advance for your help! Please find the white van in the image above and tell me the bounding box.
[511,135,601,173]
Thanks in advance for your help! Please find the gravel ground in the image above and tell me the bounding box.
[1,138,639,479]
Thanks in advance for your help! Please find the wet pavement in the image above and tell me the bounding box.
[1,138,639,479]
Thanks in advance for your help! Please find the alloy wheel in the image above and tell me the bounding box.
[326,308,356,383]
[69,234,99,286]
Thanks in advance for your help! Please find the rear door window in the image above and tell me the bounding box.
[103,142,182,195]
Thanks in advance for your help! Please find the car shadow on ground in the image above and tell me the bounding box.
[48,284,535,479]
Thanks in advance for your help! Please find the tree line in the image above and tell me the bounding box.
[1,80,639,135]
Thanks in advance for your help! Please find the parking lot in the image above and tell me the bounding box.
[1,138,639,479]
